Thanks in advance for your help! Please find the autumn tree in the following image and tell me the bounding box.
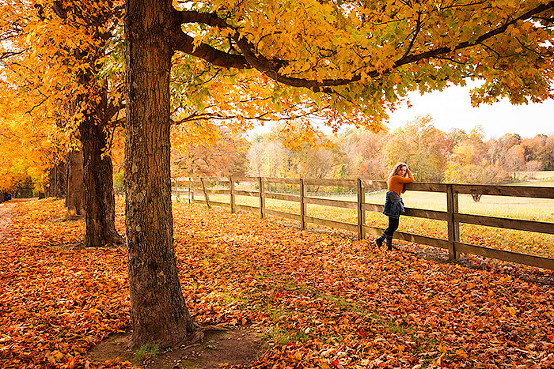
[171,125,250,177]
[444,125,510,200]
[383,116,450,182]
[1,0,125,247]
[338,128,388,180]
[543,135,554,170]
[247,121,343,179]
[0,88,62,199]
[125,0,554,347]
[505,144,527,178]
[522,134,554,170]
[247,135,266,177]
[445,162,510,201]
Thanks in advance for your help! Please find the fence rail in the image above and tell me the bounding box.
[172,177,554,270]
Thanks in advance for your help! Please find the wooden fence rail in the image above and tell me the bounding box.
[171,177,554,270]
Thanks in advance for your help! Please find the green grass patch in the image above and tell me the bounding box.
[134,344,159,364]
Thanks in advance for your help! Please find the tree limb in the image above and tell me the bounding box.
[173,31,249,69]
[171,2,554,90]
[394,1,554,67]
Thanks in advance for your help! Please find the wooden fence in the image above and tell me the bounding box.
[172,177,554,270]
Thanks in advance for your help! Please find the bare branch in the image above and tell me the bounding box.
[1,49,27,60]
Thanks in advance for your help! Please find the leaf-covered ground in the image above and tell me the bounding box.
[1,199,553,368]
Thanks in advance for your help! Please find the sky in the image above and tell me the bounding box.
[386,82,554,140]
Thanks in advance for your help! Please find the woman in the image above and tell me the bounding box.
[374,162,414,250]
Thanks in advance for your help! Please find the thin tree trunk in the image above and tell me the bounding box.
[65,149,85,218]
[125,0,194,347]
[46,160,67,198]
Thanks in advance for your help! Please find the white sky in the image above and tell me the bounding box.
[387,82,554,140]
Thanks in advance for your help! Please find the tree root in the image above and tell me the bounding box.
[179,324,230,347]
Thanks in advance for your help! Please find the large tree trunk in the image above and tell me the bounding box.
[125,0,194,347]
[78,90,124,248]
[65,149,85,218]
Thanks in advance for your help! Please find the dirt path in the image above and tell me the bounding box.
[0,199,36,241]
[0,201,17,241]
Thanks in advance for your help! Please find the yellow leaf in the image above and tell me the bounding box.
[53,350,64,361]
[456,348,468,358]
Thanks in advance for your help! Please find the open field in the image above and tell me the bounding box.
[515,171,554,182]
[1,199,553,368]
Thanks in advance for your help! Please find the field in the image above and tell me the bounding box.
[514,170,554,183]
[1,198,553,369]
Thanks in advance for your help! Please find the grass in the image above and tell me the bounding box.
[514,170,554,181]
[134,344,159,364]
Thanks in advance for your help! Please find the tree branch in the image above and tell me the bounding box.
[172,2,554,90]
[400,11,423,61]
[394,1,554,68]
[1,49,27,60]
[172,8,364,89]
[173,31,249,69]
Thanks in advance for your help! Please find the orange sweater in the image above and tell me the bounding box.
[387,170,414,196]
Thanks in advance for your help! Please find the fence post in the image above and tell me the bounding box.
[357,178,365,240]
[173,178,177,201]
[446,184,460,260]
[171,178,175,201]
[300,178,306,229]
[229,176,235,213]
[188,177,192,203]
[259,177,265,219]
[200,177,211,209]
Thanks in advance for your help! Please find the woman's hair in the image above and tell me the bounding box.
[387,162,408,182]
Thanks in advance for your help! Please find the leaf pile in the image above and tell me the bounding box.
[0,200,131,369]
[1,199,553,368]
[174,205,554,368]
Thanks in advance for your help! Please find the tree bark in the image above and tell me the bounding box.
[46,160,67,198]
[65,149,85,218]
[78,90,124,248]
[125,0,194,347]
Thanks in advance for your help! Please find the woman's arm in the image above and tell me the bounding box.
[395,170,414,183]
[407,169,414,181]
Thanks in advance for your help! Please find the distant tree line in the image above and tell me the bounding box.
[181,116,553,185]
[248,116,554,184]
[246,116,554,184]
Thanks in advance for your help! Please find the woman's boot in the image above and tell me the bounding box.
[374,232,386,248]
[386,236,398,251]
